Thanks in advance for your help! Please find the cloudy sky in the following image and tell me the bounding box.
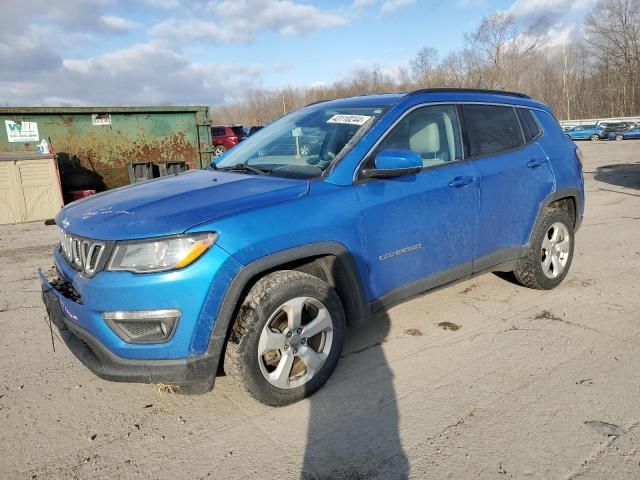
[0,0,595,107]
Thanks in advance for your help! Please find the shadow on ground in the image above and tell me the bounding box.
[302,308,409,480]
[593,163,640,190]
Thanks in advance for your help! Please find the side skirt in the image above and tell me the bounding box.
[370,248,525,314]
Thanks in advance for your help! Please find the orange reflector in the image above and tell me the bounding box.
[174,233,217,269]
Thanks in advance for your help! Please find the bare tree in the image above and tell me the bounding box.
[585,0,640,115]
[410,46,439,86]
[213,3,639,125]
[465,12,548,89]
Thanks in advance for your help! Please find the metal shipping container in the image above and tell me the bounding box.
[0,106,213,188]
[0,152,64,225]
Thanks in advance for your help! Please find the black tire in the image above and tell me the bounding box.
[616,134,624,141]
[224,270,346,406]
[213,145,227,157]
[590,134,599,141]
[514,208,575,290]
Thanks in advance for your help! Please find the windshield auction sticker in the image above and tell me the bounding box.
[327,114,372,126]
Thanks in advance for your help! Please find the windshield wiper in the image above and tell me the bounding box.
[217,163,271,175]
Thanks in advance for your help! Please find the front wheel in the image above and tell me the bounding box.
[590,134,600,141]
[224,271,346,406]
[616,134,624,141]
[514,208,575,290]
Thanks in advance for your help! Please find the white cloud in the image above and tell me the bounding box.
[545,23,577,46]
[352,0,376,8]
[100,15,142,32]
[456,0,485,6]
[144,0,182,7]
[0,0,355,106]
[0,42,266,106]
[0,0,290,106]
[505,0,595,19]
[151,0,347,44]
[380,0,416,14]
[151,19,234,42]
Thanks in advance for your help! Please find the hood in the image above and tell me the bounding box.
[57,170,309,240]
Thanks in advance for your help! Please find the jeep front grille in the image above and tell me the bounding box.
[59,230,106,277]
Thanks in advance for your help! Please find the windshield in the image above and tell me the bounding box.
[213,105,386,178]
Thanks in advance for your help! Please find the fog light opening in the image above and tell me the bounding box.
[103,309,180,344]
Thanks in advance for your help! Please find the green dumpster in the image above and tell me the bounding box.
[0,106,213,188]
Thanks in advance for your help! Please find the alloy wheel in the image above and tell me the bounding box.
[540,222,571,279]
[257,297,334,389]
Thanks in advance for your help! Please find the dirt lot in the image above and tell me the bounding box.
[1,141,639,479]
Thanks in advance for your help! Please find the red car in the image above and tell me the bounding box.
[212,125,247,157]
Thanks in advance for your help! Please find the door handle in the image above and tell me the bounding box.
[527,158,546,168]
[448,176,474,188]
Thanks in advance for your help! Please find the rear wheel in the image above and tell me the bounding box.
[616,134,624,141]
[590,134,600,141]
[514,208,575,290]
[224,271,345,406]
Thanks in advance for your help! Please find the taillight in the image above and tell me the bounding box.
[575,146,583,168]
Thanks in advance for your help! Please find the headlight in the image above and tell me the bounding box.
[107,233,217,273]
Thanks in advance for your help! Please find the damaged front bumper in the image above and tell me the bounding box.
[39,269,217,392]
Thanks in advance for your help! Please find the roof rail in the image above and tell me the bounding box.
[303,92,404,108]
[304,99,331,108]
[406,88,531,99]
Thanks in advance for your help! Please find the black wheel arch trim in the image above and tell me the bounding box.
[205,242,369,383]
[532,188,583,241]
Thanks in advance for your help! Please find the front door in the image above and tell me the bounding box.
[355,104,480,302]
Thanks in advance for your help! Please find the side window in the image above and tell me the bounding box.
[517,108,541,142]
[376,105,462,169]
[462,105,524,157]
[212,127,225,137]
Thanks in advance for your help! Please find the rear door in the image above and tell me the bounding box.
[459,104,555,271]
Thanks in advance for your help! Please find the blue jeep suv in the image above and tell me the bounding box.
[40,89,585,406]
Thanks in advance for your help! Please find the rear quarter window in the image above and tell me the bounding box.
[212,127,225,136]
[462,104,524,157]
[517,108,541,142]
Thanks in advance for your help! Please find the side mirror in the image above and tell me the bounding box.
[361,149,422,179]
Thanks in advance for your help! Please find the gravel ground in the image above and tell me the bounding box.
[0,141,639,479]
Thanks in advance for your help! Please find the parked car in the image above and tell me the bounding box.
[248,125,264,136]
[40,89,584,406]
[255,126,327,159]
[609,127,640,141]
[598,121,633,136]
[211,125,246,157]
[566,124,606,141]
